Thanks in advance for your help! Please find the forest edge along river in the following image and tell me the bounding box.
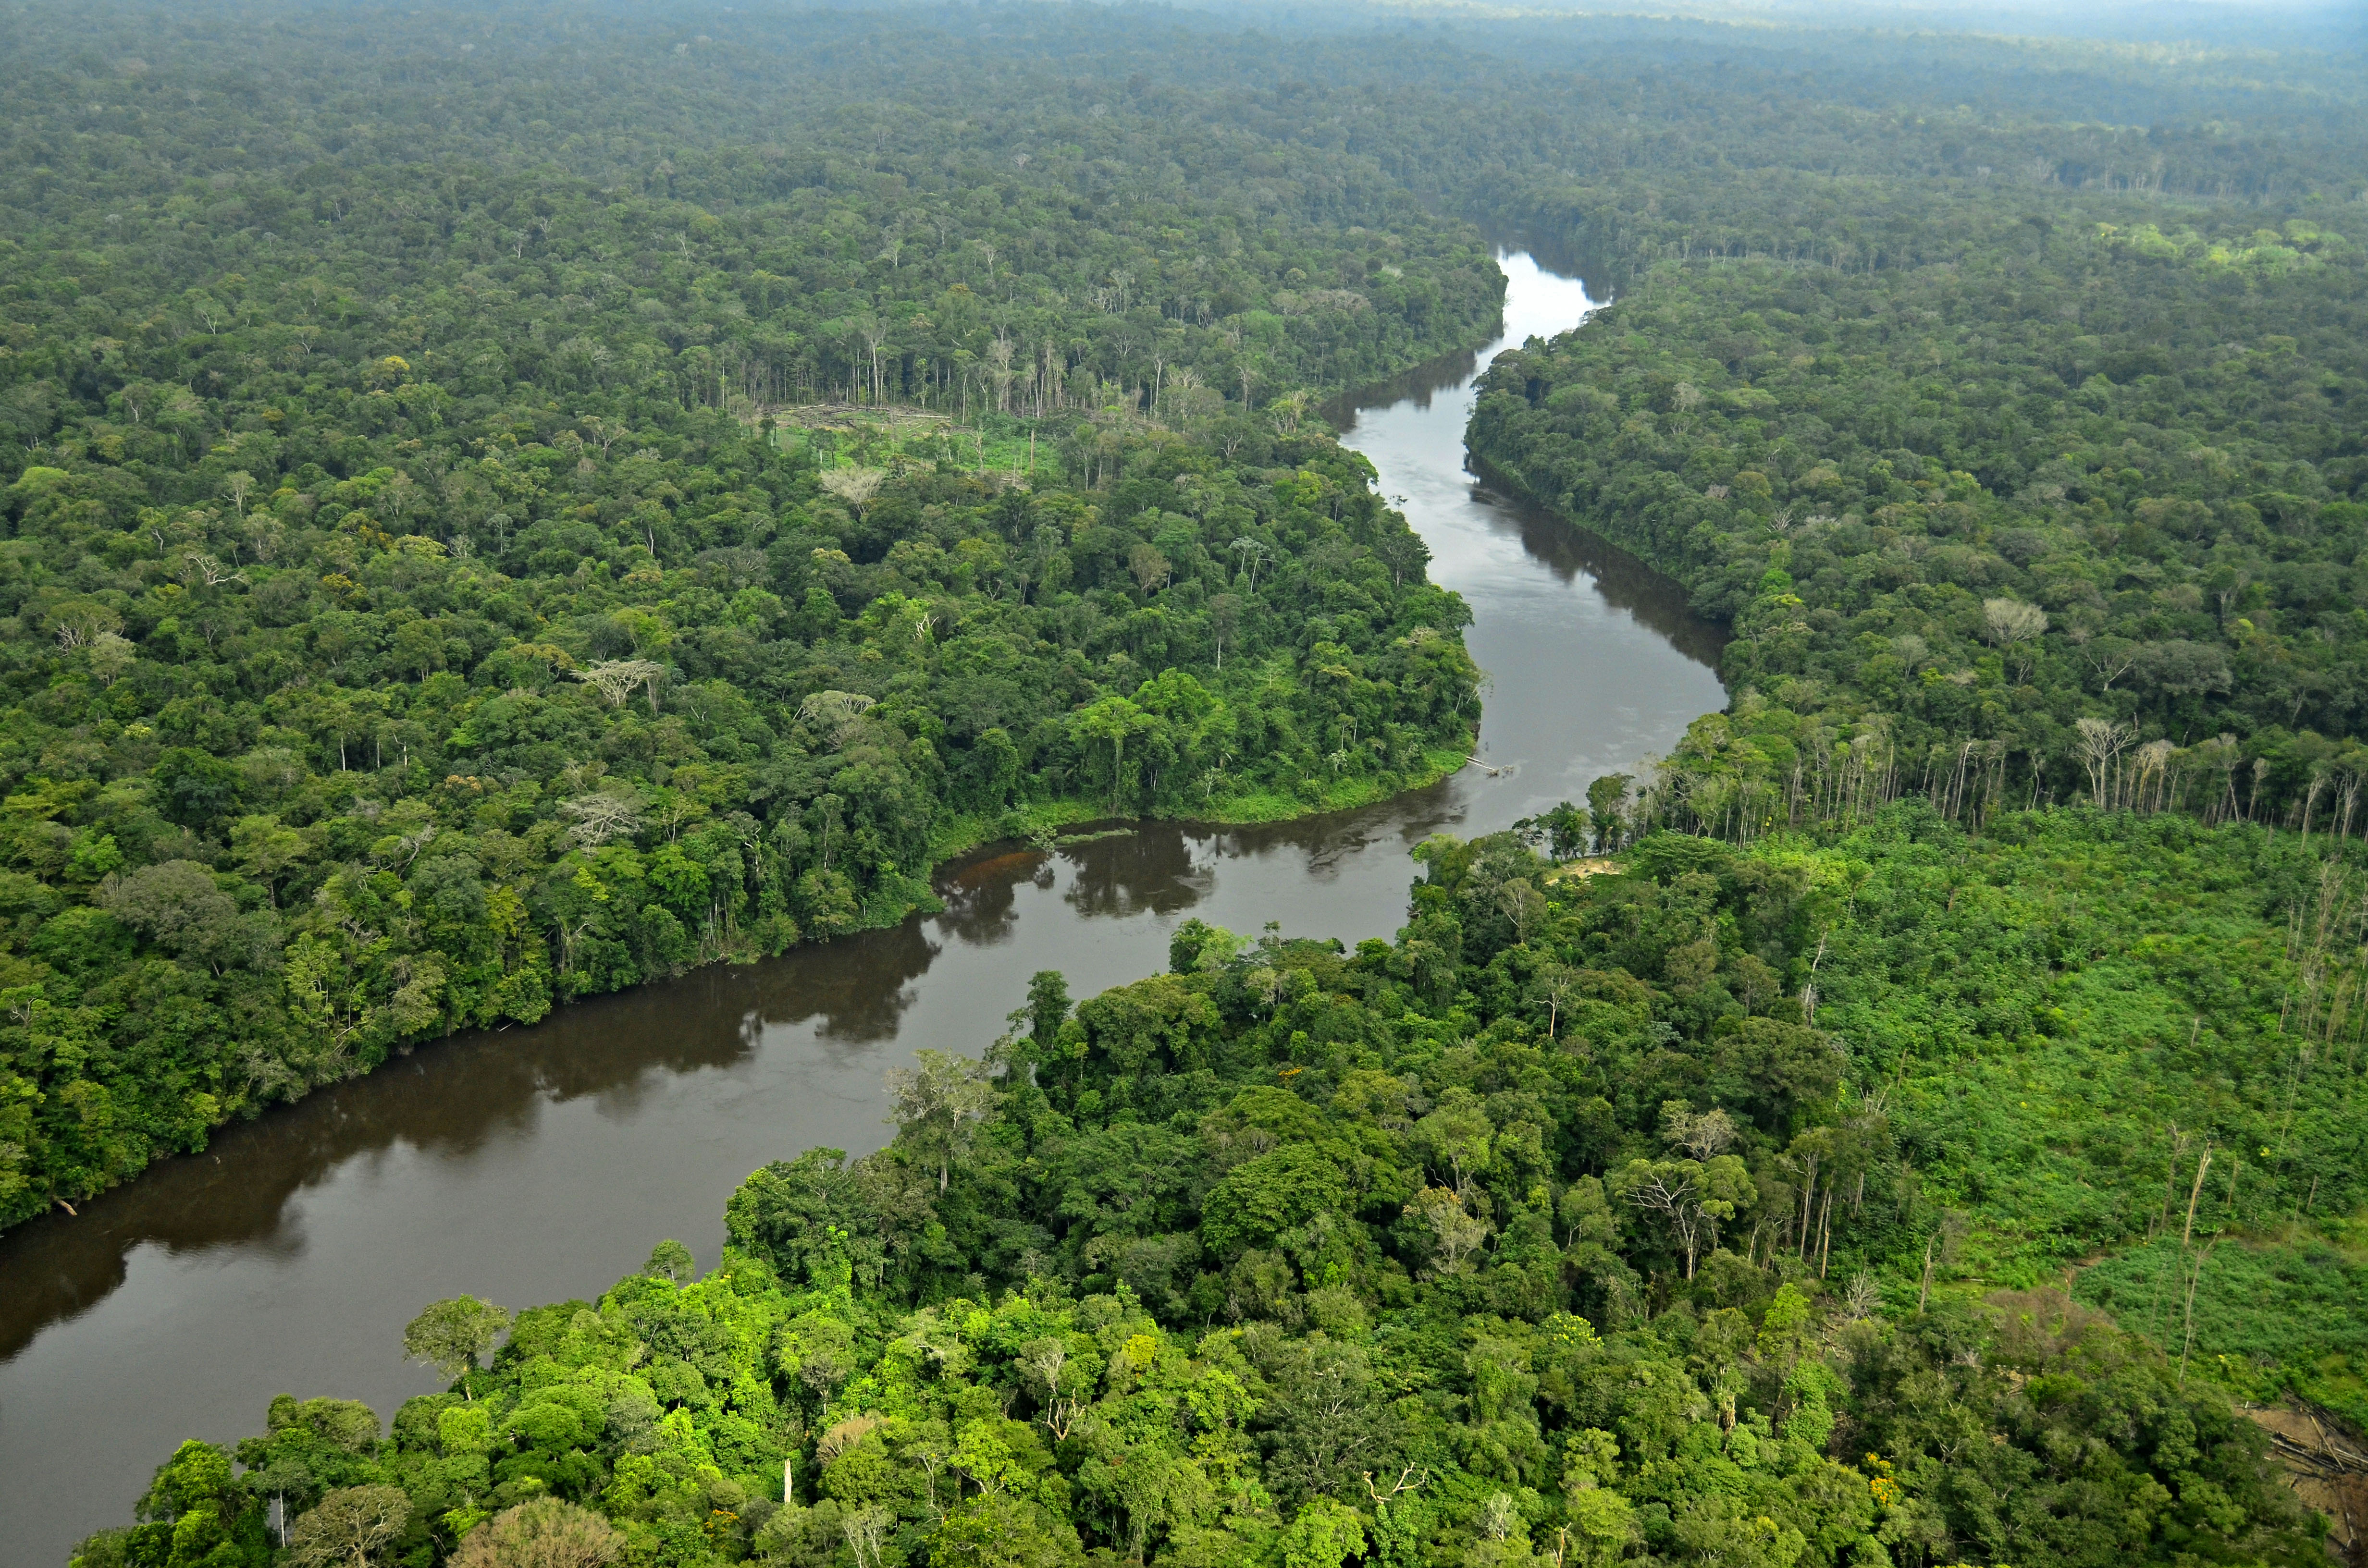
[0,252,1724,1568]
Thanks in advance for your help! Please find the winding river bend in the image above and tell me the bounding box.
[0,254,1723,1568]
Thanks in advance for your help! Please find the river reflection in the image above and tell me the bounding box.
[0,254,1724,1568]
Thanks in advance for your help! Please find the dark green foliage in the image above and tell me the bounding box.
[89,806,2360,1568]
[48,7,2368,1565]
[0,4,1505,1229]
[1467,110,2368,839]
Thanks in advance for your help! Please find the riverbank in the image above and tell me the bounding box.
[1468,447,1719,625]
[927,738,1479,859]
[708,733,1481,988]
[4,425,1505,1243]
[0,249,1735,1568]
[812,734,1480,968]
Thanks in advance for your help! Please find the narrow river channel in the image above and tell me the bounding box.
[0,253,1724,1568]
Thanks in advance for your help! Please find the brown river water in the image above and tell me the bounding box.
[0,254,1724,1566]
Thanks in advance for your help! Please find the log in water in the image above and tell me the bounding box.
[0,254,1724,1568]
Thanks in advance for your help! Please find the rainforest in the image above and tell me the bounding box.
[2,1,2364,1568]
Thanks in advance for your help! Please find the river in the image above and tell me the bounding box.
[0,253,1723,1567]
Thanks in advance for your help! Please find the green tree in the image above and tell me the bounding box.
[1281,1498,1365,1568]
[644,1239,697,1283]
[230,816,308,907]
[1068,696,1156,812]
[401,1297,512,1396]
[885,1050,999,1192]
[1609,1155,1753,1278]
[1585,774,1633,853]
[451,1499,621,1568]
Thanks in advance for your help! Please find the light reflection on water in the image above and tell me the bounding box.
[0,253,1724,1568]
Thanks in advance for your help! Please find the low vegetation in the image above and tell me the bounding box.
[76,806,2367,1568]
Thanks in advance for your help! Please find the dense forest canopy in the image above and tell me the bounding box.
[1469,200,2368,833]
[0,0,1511,1227]
[21,2,2368,1567]
[76,808,2368,1568]
[1455,3,2368,843]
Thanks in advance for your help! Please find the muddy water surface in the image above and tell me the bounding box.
[0,253,1723,1568]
